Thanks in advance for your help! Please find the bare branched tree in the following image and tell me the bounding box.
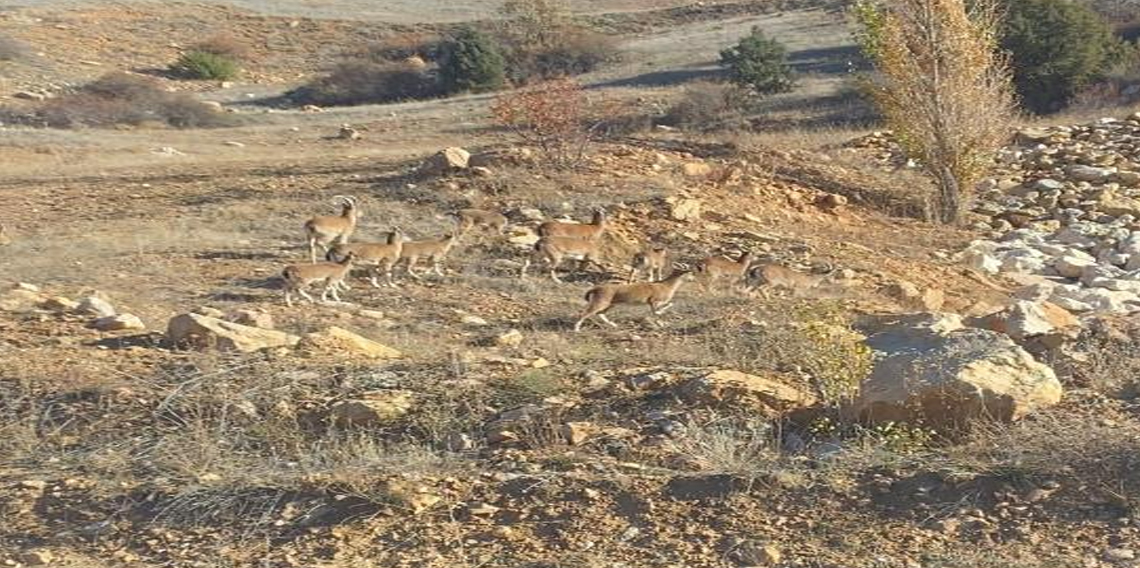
[855,0,1016,224]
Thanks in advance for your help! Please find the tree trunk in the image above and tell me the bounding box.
[936,166,963,224]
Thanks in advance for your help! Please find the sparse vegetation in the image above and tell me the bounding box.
[1001,0,1132,114]
[855,0,1015,224]
[439,26,507,94]
[170,35,248,80]
[172,50,240,80]
[719,26,795,95]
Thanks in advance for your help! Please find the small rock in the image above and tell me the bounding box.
[167,313,300,352]
[681,161,712,178]
[561,421,598,445]
[465,501,501,516]
[329,390,415,427]
[18,550,54,566]
[76,296,116,317]
[92,314,145,331]
[298,327,402,359]
[669,198,703,222]
[229,309,274,329]
[461,315,489,326]
[496,329,524,348]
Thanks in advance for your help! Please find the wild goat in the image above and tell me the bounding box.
[537,209,607,240]
[304,195,359,263]
[282,252,356,307]
[575,270,694,331]
[520,236,603,283]
[694,251,755,289]
[747,261,833,299]
[326,228,404,288]
[454,208,508,237]
[628,246,668,282]
[399,233,458,279]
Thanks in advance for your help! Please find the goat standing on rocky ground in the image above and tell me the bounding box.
[628,246,668,282]
[282,252,356,307]
[575,270,694,331]
[326,228,405,288]
[399,233,458,279]
[304,195,359,263]
[694,251,755,290]
[454,209,508,239]
[521,236,603,283]
[537,208,607,240]
[747,261,833,299]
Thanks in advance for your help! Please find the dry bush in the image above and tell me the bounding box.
[0,34,27,61]
[191,33,252,60]
[665,415,798,481]
[17,72,231,128]
[496,0,619,82]
[942,410,1140,504]
[358,32,443,62]
[491,77,608,170]
[661,81,755,131]
[288,60,440,106]
[855,0,1016,224]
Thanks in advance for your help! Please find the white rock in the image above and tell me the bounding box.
[76,296,116,317]
[1053,256,1098,278]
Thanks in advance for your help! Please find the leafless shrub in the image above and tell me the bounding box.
[15,72,232,128]
[855,0,1016,224]
[288,60,440,106]
[660,81,755,131]
[943,410,1140,508]
[491,77,609,170]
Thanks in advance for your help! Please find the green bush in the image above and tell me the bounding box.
[172,50,240,81]
[1001,0,1132,113]
[439,27,506,94]
[719,26,795,95]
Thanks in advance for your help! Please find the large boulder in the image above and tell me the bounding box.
[166,313,300,352]
[298,326,402,359]
[851,314,1062,426]
[677,369,817,414]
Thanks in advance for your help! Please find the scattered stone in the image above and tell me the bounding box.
[461,315,489,326]
[17,550,54,566]
[972,300,1080,342]
[76,296,116,317]
[421,147,470,175]
[815,193,848,211]
[681,161,712,178]
[465,501,501,516]
[229,309,274,329]
[669,198,703,222]
[677,369,817,414]
[166,313,300,353]
[298,327,402,359]
[92,314,145,331]
[329,390,415,426]
[561,421,598,445]
[496,329,524,348]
